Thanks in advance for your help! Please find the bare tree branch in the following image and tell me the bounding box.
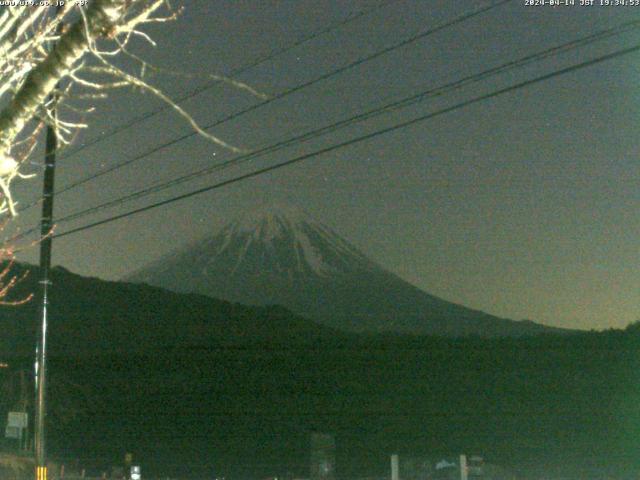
[0,0,135,152]
[0,0,255,222]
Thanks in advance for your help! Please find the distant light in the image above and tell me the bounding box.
[0,362,8,368]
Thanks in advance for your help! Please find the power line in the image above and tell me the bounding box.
[19,0,511,213]
[18,0,397,214]
[16,19,640,240]
[51,42,640,240]
[56,0,400,163]
[48,18,640,227]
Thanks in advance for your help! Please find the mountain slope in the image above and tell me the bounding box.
[0,263,342,357]
[127,205,566,337]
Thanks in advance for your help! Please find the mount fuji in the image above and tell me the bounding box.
[127,205,565,337]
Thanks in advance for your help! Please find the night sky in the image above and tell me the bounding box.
[11,0,640,331]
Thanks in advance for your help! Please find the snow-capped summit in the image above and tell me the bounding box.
[200,204,372,278]
[231,203,310,235]
[225,204,334,275]
[127,204,563,337]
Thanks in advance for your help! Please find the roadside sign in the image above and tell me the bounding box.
[7,412,28,428]
[130,465,141,480]
[5,412,27,439]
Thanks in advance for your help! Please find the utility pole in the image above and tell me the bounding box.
[35,9,62,479]
[34,96,57,480]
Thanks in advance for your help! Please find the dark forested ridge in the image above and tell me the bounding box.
[0,264,343,357]
[0,264,638,479]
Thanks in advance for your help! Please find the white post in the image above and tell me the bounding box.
[459,454,468,480]
[391,454,399,480]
